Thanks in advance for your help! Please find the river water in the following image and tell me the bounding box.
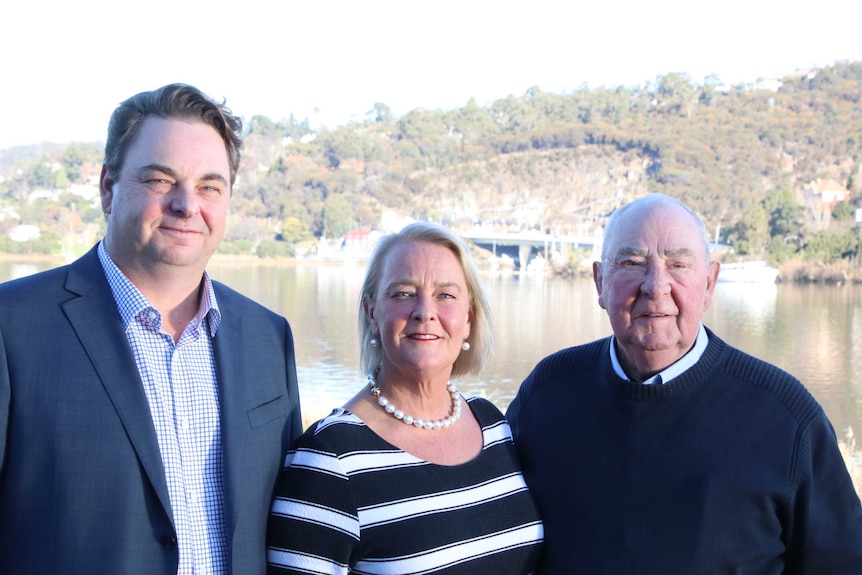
[2,260,860,438]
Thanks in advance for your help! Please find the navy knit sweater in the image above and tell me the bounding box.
[507,328,862,574]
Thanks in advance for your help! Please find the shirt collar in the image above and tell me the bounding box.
[609,323,709,384]
[97,240,221,336]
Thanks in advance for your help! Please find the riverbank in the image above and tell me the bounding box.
[1,251,860,285]
[778,259,862,284]
[0,253,66,263]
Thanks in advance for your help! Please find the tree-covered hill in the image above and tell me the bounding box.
[1,61,860,278]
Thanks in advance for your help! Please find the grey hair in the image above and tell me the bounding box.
[358,222,494,378]
[601,193,711,262]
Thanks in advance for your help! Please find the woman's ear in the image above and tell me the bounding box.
[363,295,377,334]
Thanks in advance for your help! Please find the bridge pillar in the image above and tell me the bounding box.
[519,244,531,270]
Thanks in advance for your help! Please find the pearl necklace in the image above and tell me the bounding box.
[367,371,462,430]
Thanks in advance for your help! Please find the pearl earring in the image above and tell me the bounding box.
[461,341,471,351]
[370,338,379,347]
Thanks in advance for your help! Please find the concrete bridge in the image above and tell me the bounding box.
[460,229,602,270]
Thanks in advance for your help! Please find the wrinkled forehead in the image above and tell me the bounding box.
[607,203,708,260]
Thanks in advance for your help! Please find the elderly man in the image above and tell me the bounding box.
[507,193,862,573]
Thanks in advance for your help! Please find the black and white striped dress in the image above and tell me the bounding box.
[267,396,544,574]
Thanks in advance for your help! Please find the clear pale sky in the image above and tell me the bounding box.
[3,0,861,150]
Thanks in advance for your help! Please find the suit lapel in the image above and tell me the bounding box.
[62,248,174,522]
[211,289,247,540]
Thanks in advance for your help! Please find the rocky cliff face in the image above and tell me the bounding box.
[415,146,651,232]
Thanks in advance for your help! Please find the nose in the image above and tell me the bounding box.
[169,184,200,217]
[412,294,437,322]
[640,262,671,296]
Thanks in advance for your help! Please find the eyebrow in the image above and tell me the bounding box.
[613,246,648,259]
[613,246,696,259]
[138,164,229,185]
[663,247,697,259]
[384,279,463,290]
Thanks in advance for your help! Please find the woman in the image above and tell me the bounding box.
[267,222,543,574]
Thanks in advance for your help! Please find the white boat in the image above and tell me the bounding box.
[717,260,780,283]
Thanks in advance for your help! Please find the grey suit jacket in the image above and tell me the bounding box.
[0,245,302,574]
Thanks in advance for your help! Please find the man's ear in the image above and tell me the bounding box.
[703,260,721,311]
[99,165,114,215]
[593,261,607,310]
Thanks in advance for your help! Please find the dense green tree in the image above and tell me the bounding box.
[729,202,770,256]
[277,114,312,138]
[833,201,855,220]
[27,162,54,189]
[217,239,255,255]
[249,115,278,136]
[0,230,60,254]
[369,180,411,209]
[491,95,543,133]
[281,216,312,243]
[54,168,69,190]
[61,142,102,183]
[655,73,697,118]
[766,235,798,263]
[322,194,354,238]
[257,238,294,258]
[763,189,804,238]
[368,102,393,123]
[318,130,366,168]
[62,192,102,224]
[446,98,499,153]
[804,230,861,263]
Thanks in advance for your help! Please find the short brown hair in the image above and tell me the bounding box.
[102,83,243,185]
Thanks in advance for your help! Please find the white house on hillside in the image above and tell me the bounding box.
[9,224,41,242]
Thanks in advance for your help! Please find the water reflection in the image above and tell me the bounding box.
[1,260,859,436]
[215,263,367,411]
[6,263,43,281]
[212,265,861,435]
[710,282,778,338]
[766,284,862,435]
[468,273,610,406]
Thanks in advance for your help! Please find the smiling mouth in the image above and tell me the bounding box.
[408,334,440,340]
[161,226,201,235]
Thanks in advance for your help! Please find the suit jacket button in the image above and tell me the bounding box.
[161,534,178,549]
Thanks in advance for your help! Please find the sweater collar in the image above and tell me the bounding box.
[609,323,709,384]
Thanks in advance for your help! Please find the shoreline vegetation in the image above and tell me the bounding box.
[1,251,861,283]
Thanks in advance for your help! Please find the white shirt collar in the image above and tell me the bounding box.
[609,323,709,384]
[97,239,221,336]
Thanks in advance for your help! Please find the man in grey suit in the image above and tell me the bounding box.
[0,83,303,574]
